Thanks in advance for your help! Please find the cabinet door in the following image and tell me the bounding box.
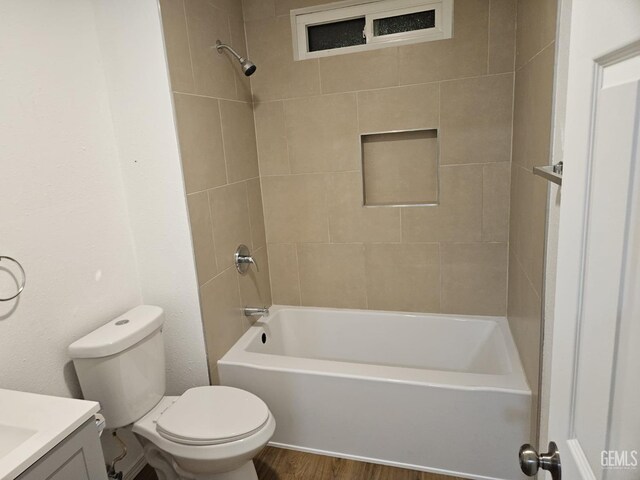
[18,419,108,480]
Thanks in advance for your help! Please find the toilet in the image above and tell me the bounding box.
[68,305,275,480]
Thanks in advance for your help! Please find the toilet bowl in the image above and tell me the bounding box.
[68,306,275,480]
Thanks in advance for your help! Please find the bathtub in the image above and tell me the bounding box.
[218,306,530,480]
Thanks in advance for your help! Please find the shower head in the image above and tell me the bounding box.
[215,40,257,77]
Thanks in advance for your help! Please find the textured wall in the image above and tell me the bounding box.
[244,0,516,315]
[507,0,557,442]
[159,0,272,383]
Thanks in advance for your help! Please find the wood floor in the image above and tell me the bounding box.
[134,446,463,480]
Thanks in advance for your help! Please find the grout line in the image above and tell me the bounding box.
[227,13,241,101]
[217,100,230,185]
[316,58,323,94]
[480,164,485,241]
[181,0,197,91]
[438,241,443,313]
[200,264,236,289]
[515,39,556,73]
[280,100,293,175]
[244,181,255,251]
[254,71,514,102]
[293,244,303,306]
[487,0,492,73]
[186,175,261,196]
[172,90,252,104]
[205,190,220,277]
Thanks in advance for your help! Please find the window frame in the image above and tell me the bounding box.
[291,0,454,61]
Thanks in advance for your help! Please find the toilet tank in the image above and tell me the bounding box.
[68,305,166,429]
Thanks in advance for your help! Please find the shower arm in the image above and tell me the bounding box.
[215,40,245,62]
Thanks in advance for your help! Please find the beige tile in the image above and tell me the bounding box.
[174,93,227,193]
[365,243,440,313]
[398,0,490,84]
[229,15,253,102]
[246,178,267,249]
[512,44,555,169]
[328,172,401,243]
[245,16,321,101]
[200,267,247,384]
[284,93,359,173]
[184,0,236,98]
[187,192,218,285]
[209,182,253,271]
[254,101,289,175]
[210,0,243,19]
[320,48,398,94]
[297,243,367,308]
[357,83,439,134]
[515,0,557,68]
[159,0,194,93]
[242,0,275,21]
[489,0,516,74]
[274,0,335,16]
[508,161,520,250]
[401,165,483,242]
[440,73,514,165]
[507,249,541,439]
[220,100,259,183]
[261,174,329,243]
[267,244,301,305]
[238,246,272,307]
[441,242,508,315]
[362,130,439,205]
[510,166,548,295]
[483,162,511,241]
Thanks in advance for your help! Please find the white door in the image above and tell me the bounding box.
[528,1,640,479]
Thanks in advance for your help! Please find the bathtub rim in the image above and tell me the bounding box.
[219,305,531,396]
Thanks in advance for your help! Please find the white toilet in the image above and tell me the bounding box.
[68,305,275,480]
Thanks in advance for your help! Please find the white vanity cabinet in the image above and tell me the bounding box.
[16,419,107,480]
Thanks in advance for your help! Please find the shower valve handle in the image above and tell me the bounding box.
[234,244,259,274]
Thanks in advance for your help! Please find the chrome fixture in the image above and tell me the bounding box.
[244,307,269,317]
[235,244,259,275]
[215,40,257,76]
[0,256,26,302]
[519,442,561,480]
[533,161,563,186]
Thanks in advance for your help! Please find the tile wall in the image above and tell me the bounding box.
[160,0,272,382]
[244,0,517,315]
[507,0,557,442]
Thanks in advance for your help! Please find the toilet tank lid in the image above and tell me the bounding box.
[68,305,164,359]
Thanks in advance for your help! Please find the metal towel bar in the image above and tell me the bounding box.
[0,256,26,301]
[533,161,563,186]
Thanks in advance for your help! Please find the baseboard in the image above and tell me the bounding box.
[123,454,147,480]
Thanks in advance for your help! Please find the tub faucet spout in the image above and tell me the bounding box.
[244,307,269,317]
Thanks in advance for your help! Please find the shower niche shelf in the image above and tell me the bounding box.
[361,128,439,207]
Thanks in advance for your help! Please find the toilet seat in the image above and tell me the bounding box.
[155,386,270,446]
[133,394,276,474]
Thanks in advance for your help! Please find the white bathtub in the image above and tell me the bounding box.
[219,306,530,480]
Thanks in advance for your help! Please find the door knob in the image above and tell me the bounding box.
[519,442,561,480]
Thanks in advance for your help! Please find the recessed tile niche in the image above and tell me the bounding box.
[361,129,439,206]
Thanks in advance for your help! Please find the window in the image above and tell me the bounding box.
[291,0,453,60]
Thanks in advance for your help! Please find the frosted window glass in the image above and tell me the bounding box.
[373,10,436,37]
[308,18,366,52]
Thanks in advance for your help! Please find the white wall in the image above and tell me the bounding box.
[90,0,209,396]
[0,1,209,476]
[0,0,142,398]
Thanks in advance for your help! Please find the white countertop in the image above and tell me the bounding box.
[0,389,100,480]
